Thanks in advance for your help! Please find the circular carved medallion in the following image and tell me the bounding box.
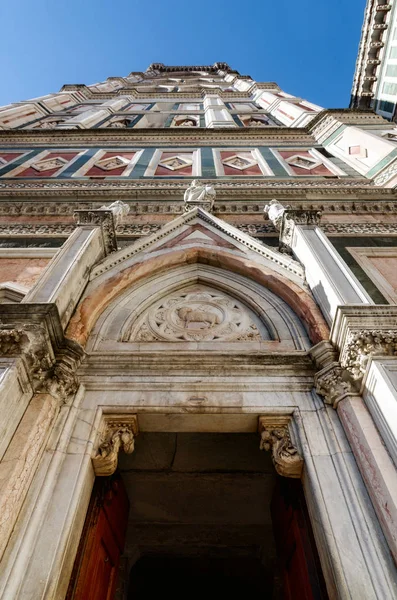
[129,288,263,342]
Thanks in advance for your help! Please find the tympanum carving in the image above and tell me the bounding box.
[127,288,265,342]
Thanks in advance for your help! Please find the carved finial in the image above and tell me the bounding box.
[92,417,138,476]
[100,200,130,226]
[184,180,216,212]
[264,199,286,231]
[259,418,303,478]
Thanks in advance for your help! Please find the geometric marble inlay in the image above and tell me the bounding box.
[285,154,321,171]
[95,156,130,171]
[30,157,68,172]
[222,154,257,171]
[158,155,193,171]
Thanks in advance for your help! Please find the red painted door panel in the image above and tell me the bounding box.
[271,478,328,600]
[67,474,129,600]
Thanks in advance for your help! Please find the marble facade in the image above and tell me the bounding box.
[1,63,397,598]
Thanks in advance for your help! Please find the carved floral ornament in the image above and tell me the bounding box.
[0,324,84,402]
[258,416,303,479]
[92,416,138,476]
[341,329,397,380]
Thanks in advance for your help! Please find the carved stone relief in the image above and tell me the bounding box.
[258,416,303,478]
[127,287,266,342]
[92,415,138,476]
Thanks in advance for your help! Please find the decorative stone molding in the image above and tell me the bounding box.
[258,416,303,478]
[342,330,397,380]
[74,209,117,254]
[92,415,138,476]
[373,159,397,187]
[331,306,397,377]
[0,304,85,403]
[74,200,129,254]
[1,220,397,241]
[184,180,216,212]
[0,325,55,380]
[314,362,359,408]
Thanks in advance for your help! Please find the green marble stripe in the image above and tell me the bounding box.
[0,149,37,175]
[322,124,346,146]
[128,148,155,178]
[200,147,215,177]
[61,149,97,177]
[257,147,289,176]
[366,147,397,178]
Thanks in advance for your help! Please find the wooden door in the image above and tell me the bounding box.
[66,474,129,600]
[271,478,328,600]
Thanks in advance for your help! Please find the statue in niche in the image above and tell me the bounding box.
[184,179,216,212]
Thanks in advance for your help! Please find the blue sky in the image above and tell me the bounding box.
[1,0,366,108]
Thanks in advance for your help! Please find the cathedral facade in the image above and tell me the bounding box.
[1,62,397,599]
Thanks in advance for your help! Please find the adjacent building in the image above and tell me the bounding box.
[351,0,397,120]
[1,62,397,599]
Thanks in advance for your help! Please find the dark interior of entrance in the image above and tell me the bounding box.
[68,432,328,600]
[117,432,287,598]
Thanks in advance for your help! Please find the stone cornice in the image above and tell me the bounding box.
[308,108,388,133]
[3,219,397,239]
[0,178,375,200]
[79,351,314,379]
[0,127,315,146]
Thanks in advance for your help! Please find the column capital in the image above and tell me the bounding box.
[314,362,359,408]
[0,304,84,402]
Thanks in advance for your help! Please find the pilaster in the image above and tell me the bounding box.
[265,200,372,324]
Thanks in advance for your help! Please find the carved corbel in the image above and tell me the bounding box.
[314,362,359,408]
[74,200,130,255]
[93,415,138,476]
[258,416,303,478]
[264,200,321,253]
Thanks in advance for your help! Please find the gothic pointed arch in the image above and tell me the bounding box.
[86,263,312,352]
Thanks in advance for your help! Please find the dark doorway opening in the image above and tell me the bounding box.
[68,433,327,600]
[128,554,270,596]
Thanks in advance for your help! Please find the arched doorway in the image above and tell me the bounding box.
[67,432,327,600]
